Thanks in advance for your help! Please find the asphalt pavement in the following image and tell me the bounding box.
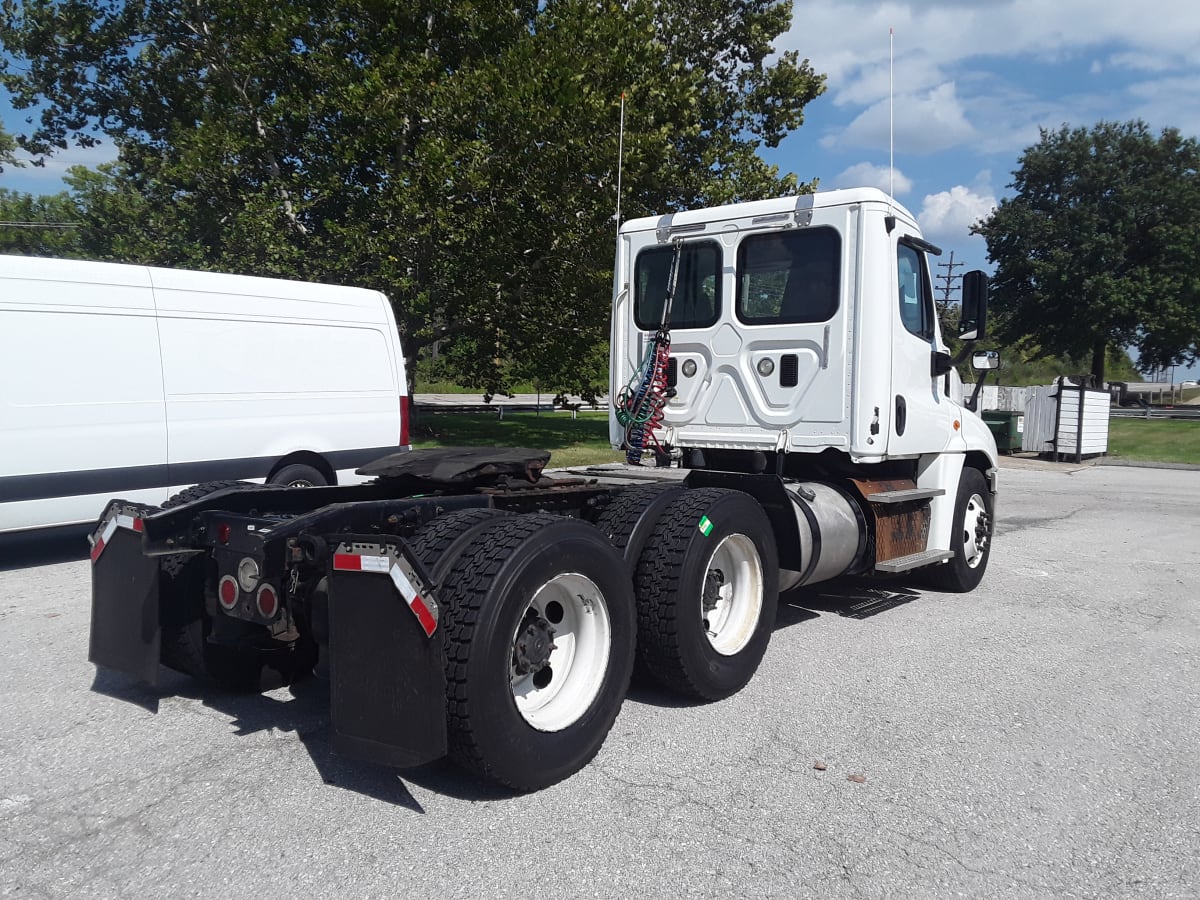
[1,460,1198,899]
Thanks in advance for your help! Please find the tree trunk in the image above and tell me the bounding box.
[1090,340,1107,386]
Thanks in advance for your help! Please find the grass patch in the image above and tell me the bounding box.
[1107,417,1200,465]
[411,410,624,468]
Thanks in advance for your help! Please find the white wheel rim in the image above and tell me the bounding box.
[962,492,989,569]
[702,534,763,656]
[510,573,611,732]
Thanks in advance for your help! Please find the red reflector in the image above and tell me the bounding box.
[132,518,144,532]
[332,553,363,571]
[410,595,437,637]
[217,523,231,544]
[90,538,105,563]
[257,584,278,618]
[218,576,239,609]
[399,395,410,447]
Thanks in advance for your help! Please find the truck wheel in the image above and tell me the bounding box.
[159,590,264,692]
[436,514,636,791]
[635,488,779,701]
[407,507,512,578]
[269,464,327,488]
[592,483,686,572]
[927,467,993,593]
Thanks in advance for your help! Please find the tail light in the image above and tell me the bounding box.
[399,395,410,447]
[256,584,279,619]
[218,576,239,610]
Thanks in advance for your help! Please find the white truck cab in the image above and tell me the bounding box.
[611,188,998,592]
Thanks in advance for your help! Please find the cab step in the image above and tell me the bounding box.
[873,549,954,573]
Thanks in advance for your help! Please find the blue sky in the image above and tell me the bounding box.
[3,2,1199,291]
[765,0,1200,283]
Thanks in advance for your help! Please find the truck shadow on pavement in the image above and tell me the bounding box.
[0,527,91,571]
[89,665,509,810]
[781,576,923,621]
[88,574,931,808]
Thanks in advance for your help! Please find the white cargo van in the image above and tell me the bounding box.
[0,255,410,534]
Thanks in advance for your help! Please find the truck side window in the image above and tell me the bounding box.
[736,227,840,325]
[897,243,934,340]
[634,241,721,330]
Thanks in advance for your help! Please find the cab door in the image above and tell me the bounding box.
[886,240,964,457]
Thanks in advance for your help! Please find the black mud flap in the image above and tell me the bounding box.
[326,537,448,769]
[88,509,161,685]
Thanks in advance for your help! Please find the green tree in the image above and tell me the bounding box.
[0,0,824,395]
[973,121,1200,384]
[0,122,18,171]
[0,188,83,255]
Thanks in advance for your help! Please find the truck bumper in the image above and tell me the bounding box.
[88,505,161,685]
[326,537,448,769]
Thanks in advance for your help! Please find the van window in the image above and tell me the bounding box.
[736,227,840,325]
[634,241,721,330]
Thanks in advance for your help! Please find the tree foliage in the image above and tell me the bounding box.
[0,0,824,395]
[0,187,83,255]
[973,121,1200,384]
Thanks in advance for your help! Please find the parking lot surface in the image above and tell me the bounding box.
[2,461,1198,899]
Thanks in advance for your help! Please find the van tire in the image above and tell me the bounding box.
[270,464,328,488]
[634,488,779,701]
[435,515,636,791]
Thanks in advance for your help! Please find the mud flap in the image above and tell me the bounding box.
[89,519,161,686]
[327,539,448,769]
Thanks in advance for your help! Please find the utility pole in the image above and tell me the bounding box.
[936,251,964,303]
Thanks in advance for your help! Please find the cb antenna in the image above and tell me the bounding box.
[615,92,626,235]
[889,26,895,213]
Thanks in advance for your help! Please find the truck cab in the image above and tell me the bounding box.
[612,187,994,465]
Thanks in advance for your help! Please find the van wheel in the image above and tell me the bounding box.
[926,467,993,593]
[634,488,779,701]
[270,464,327,488]
[435,515,635,791]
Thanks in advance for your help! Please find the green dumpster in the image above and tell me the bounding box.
[981,410,1024,453]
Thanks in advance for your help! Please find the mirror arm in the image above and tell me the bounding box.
[966,368,990,413]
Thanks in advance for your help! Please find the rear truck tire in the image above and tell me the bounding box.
[435,514,636,791]
[160,480,256,509]
[269,463,328,488]
[407,507,513,578]
[926,467,993,593]
[634,488,779,701]
[592,483,686,573]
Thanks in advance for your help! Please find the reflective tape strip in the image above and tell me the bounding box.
[90,514,143,563]
[332,553,389,573]
[332,550,437,637]
[389,564,437,637]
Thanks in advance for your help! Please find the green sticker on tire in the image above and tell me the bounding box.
[698,515,714,536]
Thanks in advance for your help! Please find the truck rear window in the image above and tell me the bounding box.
[736,227,841,325]
[634,241,721,331]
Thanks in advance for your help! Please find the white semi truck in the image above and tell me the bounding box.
[88,187,998,791]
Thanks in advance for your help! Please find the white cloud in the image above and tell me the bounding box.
[918,185,996,240]
[831,162,913,195]
[0,140,118,193]
[824,82,975,154]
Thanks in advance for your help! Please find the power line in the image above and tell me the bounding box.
[936,250,964,303]
[0,221,83,228]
